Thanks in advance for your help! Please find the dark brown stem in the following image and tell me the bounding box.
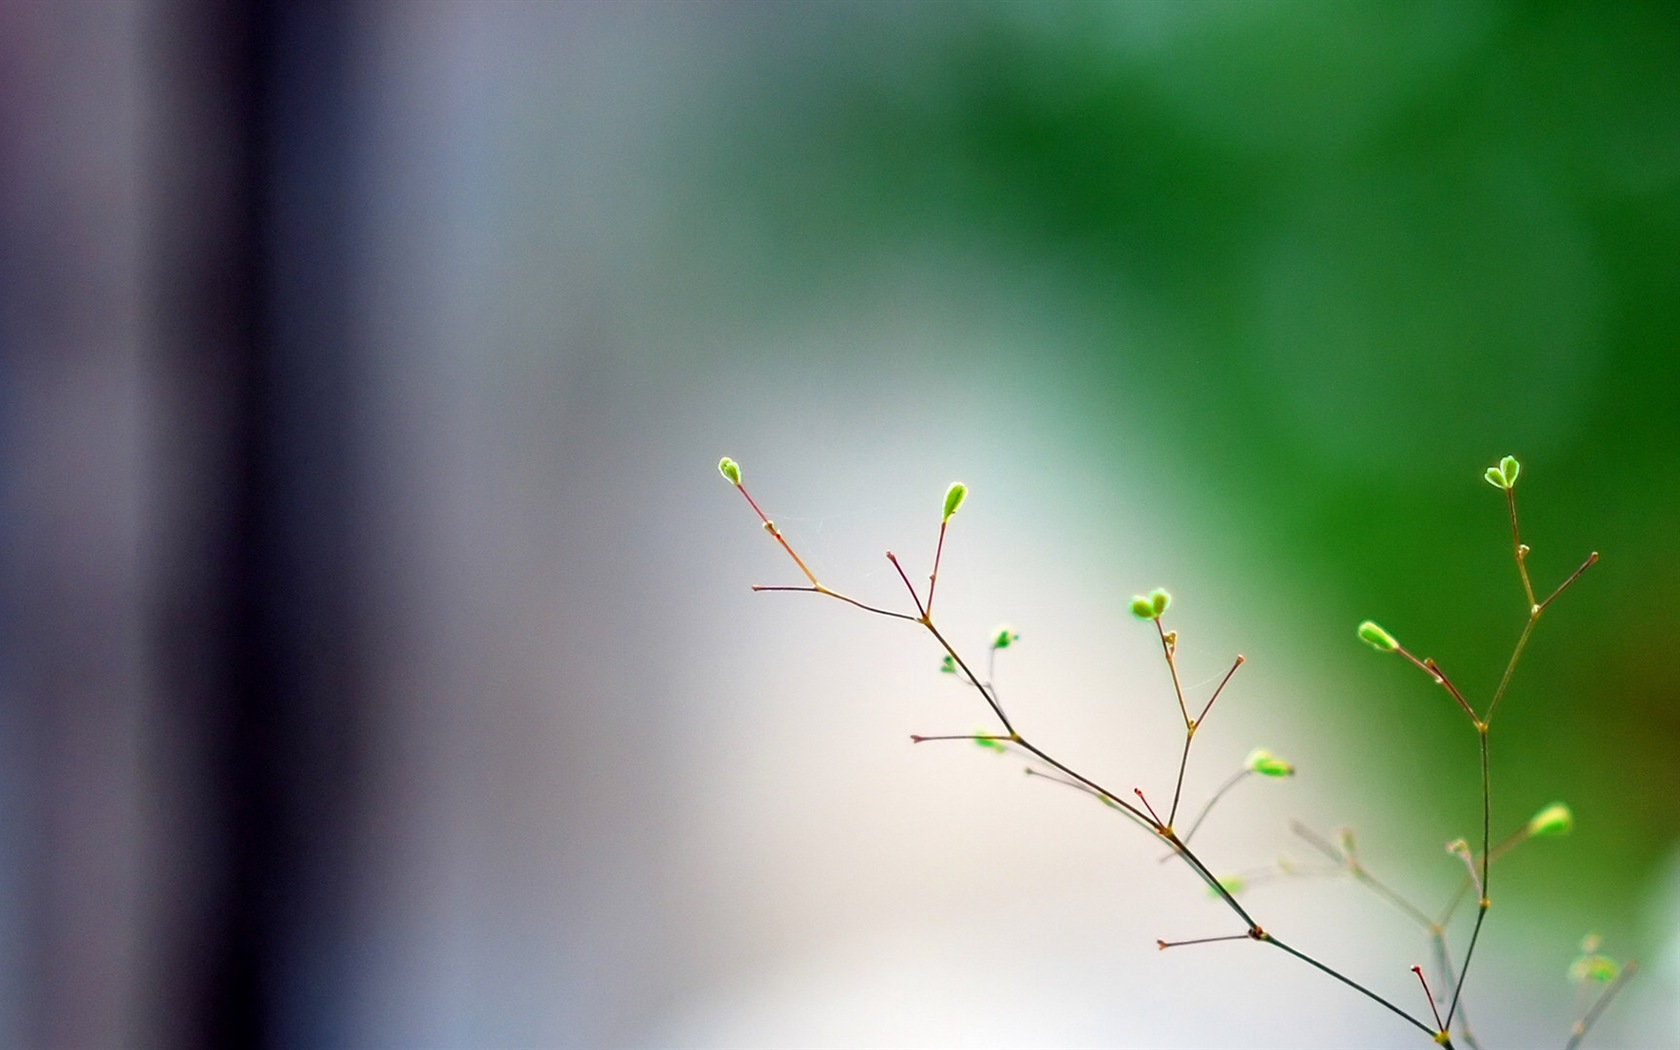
[1395,646,1481,726]
[752,584,920,622]
[885,551,927,620]
[1413,965,1448,1036]
[1445,728,1491,1030]
[1263,933,1446,1044]
[1538,551,1598,614]
[1167,732,1194,830]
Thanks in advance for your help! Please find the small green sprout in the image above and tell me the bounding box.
[974,735,1008,753]
[1131,588,1172,621]
[991,624,1020,650]
[1484,454,1521,490]
[1357,620,1398,652]
[1527,801,1574,838]
[1150,588,1171,617]
[939,654,956,674]
[942,482,968,522]
[1569,933,1620,984]
[718,456,742,486]
[1244,748,1295,777]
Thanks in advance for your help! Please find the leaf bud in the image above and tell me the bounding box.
[1244,748,1295,777]
[1357,620,1398,652]
[718,456,742,486]
[1527,801,1573,838]
[942,482,968,522]
[1149,588,1172,617]
[1568,952,1619,985]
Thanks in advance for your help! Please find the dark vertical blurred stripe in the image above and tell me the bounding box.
[183,2,362,1047]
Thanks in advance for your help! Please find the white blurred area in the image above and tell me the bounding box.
[4,3,1669,1048]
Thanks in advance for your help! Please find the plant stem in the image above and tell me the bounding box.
[1263,933,1448,1045]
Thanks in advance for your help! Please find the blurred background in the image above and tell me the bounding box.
[2,1,1676,1047]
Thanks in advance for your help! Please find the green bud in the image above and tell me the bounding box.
[1500,455,1520,487]
[991,624,1019,650]
[942,482,968,522]
[939,654,956,674]
[974,735,1007,753]
[1527,801,1573,838]
[718,456,742,486]
[1207,875,1246,899]
[1568,952,1619,985]
[1484,466,1508,489]
[1244,748,1295,777]
[1357,620,1398,652]
[1149,588,1171,617]
[1130,595,1155,620]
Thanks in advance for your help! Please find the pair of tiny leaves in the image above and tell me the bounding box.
[1484,454,1521,491]
[1129,588,1172,621]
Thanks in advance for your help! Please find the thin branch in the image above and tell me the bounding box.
[1162,768,1250,860]
[1395,646,1481,726]
[1353,865,1439,932]
[751,584,920,622]
[736,483,819,585]
[1167,731,1194,829]
[1263,933,1445,1043]
[1413,966,1448,1036]
[1134,787,1165,828]
[1157,933,1251,950]
[1484,617,1535,731]
[1156,618,1191,727]
[926,520,949,618]
[1565,961,1637,1050]
[885,551,927,620]
[1538,551,1599,614]
[921,619,1015,737]
[1290,821,1349,865]
[1445,729,1492,1030]
[1195,654,1246,726]
[910,733,1013,744]
[1507,487,1535,609]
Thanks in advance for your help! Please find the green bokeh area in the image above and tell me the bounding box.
[672,0,1676,982]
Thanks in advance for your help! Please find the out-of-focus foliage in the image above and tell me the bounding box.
[668,0,1679,952]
